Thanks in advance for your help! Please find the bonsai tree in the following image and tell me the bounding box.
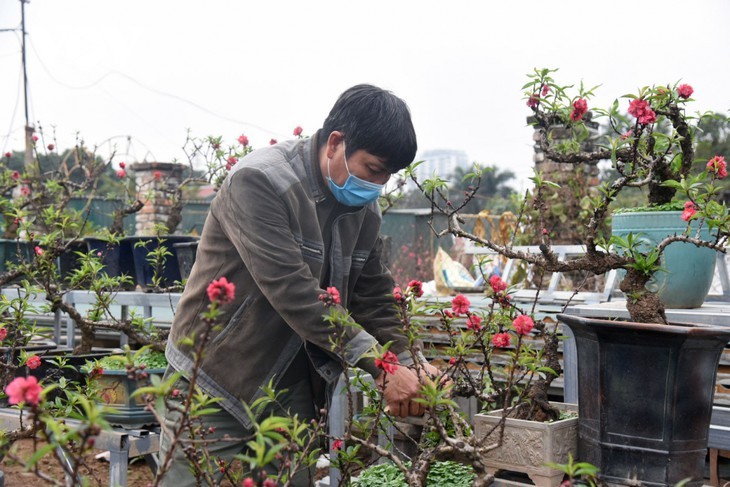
[414,68,730,324]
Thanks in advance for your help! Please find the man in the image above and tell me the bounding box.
[158,84,434,485]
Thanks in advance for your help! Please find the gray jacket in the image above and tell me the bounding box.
[166,133,415,428]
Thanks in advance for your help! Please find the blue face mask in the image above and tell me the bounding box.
[327,146,384,206]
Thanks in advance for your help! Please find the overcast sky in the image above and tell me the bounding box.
[1,0,729,190]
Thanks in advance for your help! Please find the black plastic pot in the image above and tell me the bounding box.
[56,240,88,286]
[173,241,199,281]
[0,238,33,283]
[558,313,730,487]
[84,237,136,284]
[124,235,198,289]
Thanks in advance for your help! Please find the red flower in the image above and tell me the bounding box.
[0,327,6,341]
[451,294,470,315]
[5,376,42,405]
[269,138,278,145]
[677,84,694,99]
[11,170,20,180]
[443,309,453,318]
[621,130,633,140]
[332,439,343,450]
[489,275,507,294]
[119,162,126,169]
[449,357,458,365]
[31,135,38,142]
[375,350,399,375]
[407,279,424,298]
[293,126,303,137]
[243,478,255,487]
[513,314,535,335]
[263,480,276,487]
[3,152,11,158]
[47,144,54,151]
[467,314,483,331]
[318,286,341,307]
[116,169,127,178]
[681,201,697,222]
[526,93,539,108]
[570,98,588,121]
[491,332,511,348]
[207,277,236,305]
[393,286,404,303]
[326,286,341,305]
[706,155,727,179]
[34,246,44,256]
[20,185,30,196]
[153,171,162,181]
[238,134,249,146]
[628,99,657,125]
[26,355,41,370]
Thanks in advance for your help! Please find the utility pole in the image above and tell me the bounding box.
[20,0,34,171]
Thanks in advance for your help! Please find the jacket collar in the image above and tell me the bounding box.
[301,130,328,203]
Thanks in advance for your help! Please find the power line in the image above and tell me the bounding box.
[25,37,284,138]
[0,65,24,154]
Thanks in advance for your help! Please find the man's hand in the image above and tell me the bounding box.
[375,361,450,418]
[420,361,453,390]
[375,366,423,417]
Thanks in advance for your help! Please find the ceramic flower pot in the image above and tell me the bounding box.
[558,313,730,487]
[473,402,578,487]
[86,367,165,429]
[611,210,716,308]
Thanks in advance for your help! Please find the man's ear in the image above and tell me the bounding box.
[325,131,345,159]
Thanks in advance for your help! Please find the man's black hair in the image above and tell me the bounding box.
[320,84,417,173]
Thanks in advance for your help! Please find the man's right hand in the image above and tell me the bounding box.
[375,366,423,417]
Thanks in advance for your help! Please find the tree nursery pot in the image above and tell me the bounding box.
[56,240,89,287]
[172,240,199,281]
[84,237,136,287]
[611,211,716,308]
[28,349,113,402]
[558,313,730,487]
[0,238,33,283]
[473,402,578,487]
[123,235,198,289]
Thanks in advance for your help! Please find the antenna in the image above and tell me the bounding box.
[20,0,34,170]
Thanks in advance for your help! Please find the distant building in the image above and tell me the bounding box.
[413,149,469,184]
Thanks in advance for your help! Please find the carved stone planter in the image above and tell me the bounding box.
[473,402,578,487]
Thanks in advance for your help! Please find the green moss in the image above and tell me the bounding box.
[83,350,168,372]
[612,201,685,214]
[354,460,475,487]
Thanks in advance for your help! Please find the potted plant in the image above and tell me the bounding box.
[325,276,573,487]
[82,346,168,429]
[473,402,578,487]
[414,68,730,486]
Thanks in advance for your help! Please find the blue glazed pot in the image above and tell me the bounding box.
[611,210,716,308]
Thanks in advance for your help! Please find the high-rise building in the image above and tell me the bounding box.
[413,149,469,185]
